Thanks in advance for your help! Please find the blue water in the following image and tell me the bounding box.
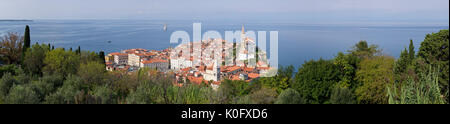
[0,20,448,68]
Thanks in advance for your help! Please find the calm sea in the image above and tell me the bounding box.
[0,20,448,67]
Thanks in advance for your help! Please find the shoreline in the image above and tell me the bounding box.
[0,19,33,22]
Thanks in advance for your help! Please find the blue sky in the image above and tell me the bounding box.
[0,0,448,25]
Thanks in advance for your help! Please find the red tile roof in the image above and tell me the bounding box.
[109,52,127,56]
[244,67,254,72]
[123,48,149,54]
[248,73,260,79]
[231,75,240,81]
[187,76,204,85]
[220,66,228,71]
[257,67,271,70]
[144,53,156,56]
[212,81,221,85]
[141,59,168,64]
[227,66,241,72]
[180,67,191,72]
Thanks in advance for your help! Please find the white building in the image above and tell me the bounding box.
[170,58,193,71]
[127,50,155,67]
[203,60,220,81]
[128,53,141,67]
[111,53,128,65]
[140,59,169,72]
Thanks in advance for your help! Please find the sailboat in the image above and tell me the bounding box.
[163,24,167,31]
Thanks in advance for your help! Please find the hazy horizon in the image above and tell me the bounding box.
[0,0,448,26]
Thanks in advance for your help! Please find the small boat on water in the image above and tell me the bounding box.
[163,24,167,31]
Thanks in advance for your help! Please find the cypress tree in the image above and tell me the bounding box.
[48,43,51,51]
[76,46,81,54]
[23,25,31,50]
[22,25,31,64]
[51,45,54,50]
[396,49,409,70]
[394,48,409,83]
[99,51,106,64]
[408,39,415,63]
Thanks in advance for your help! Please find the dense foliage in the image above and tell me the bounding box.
[355,56,395,104]
[417,30,449,97]
[292,59,340,104]
[387,67,446,104]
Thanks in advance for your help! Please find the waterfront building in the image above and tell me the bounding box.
[109,52,128,65]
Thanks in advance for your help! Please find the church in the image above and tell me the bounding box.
[203,60,220,82]
[237,25,257,67]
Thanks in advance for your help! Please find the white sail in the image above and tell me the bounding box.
[163,24,167,31]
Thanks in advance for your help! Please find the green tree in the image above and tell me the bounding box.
[408,39,415,63]
[0,64,21,77]
[99,51,106,65]
[292,59,340,104]
[238,87,278,104]
[92,84,117,104]
[270,65,294,92]
[275,88,304,104]
[77,61,106,84]
[333,52,357,89]
[13,67,31,85]
[255,77,289,94]
[393,48,410,83]
[30,75,63,102]
[355,56,395,104]
[76,46,81,54]
[23,25,31,51]
[22,25,31,63]
[30,80,52,102]
[43,48,80,76]
[23,44,49,75]
[348,40,379,59]
[393,40,417,85]
[330,86,356,104]
[4,84,40,104]
[417,29,449,97]
[277,65,294,81]
[44,75,83,104]
[224,80,249,96]
[254,65,293,94]
[80,51,101,64]
[0,73,17,99]
[126,81,156,104]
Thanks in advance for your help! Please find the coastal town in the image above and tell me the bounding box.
[104,25,274,89]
